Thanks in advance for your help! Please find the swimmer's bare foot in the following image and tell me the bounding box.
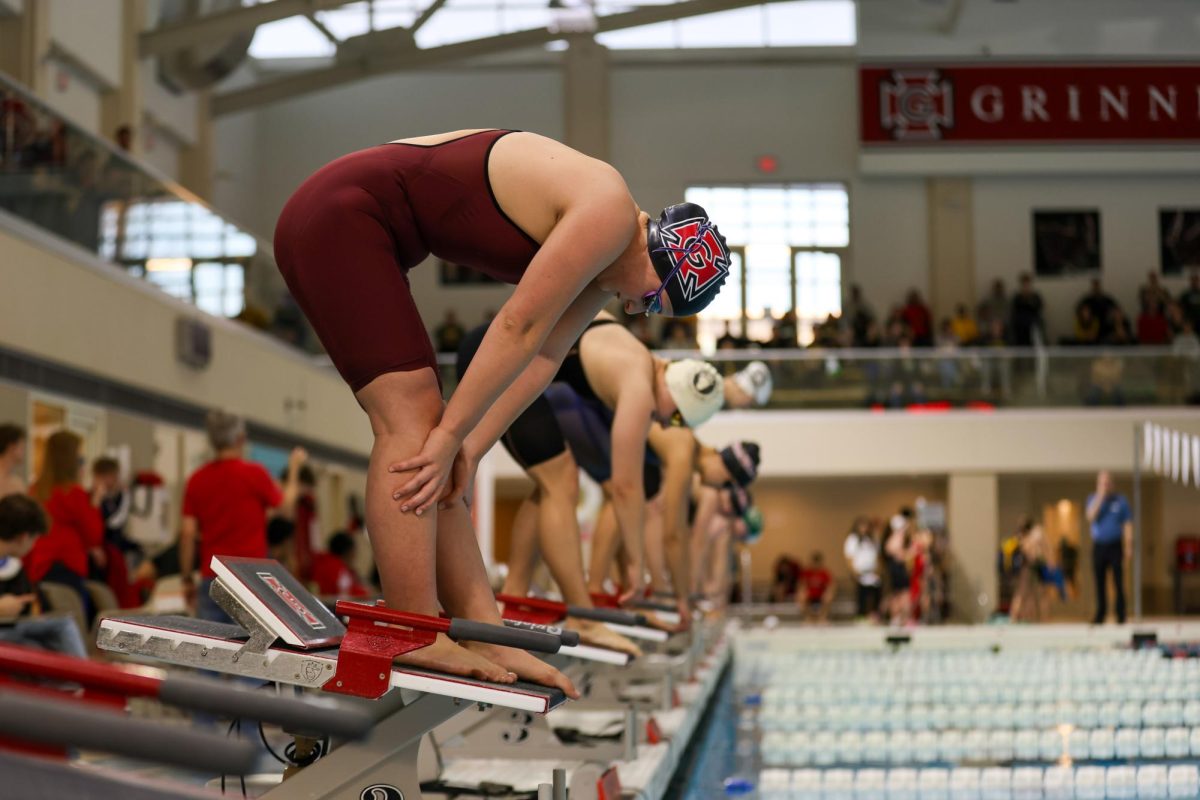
[568,617,642,659]
[463,642,581,699]
[395,634,516,684]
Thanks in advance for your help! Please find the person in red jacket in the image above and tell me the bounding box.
[180,411,307,623]
[1137,298,1171,345]
[26,430,104,621]
[310,531,371,599]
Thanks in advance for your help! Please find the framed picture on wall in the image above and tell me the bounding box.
[1160,209,1200,276]
[1032,210,1101,277]
[438,260,501,286]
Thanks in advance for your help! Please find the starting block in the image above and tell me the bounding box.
[99,556,571,799]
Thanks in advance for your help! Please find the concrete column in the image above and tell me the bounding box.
[179,90,214,200]
[562,35,609,160]
[947,472,998,623]
[0,0,50,91]
[927,177,974,321]
[100,0,146,153]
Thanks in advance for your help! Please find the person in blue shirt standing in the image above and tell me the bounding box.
[1086,470,1133,624]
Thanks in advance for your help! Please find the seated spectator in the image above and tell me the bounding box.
[1079,279,1119,338]
[935,319,960,388]
[1174,319,1200,356]
[715,320,742,351]
[901,290,933,346]
[842,284,875,345]
[950,304,979,345]
[1180,271,1200,332]
[310,532,371,598]
[434,310,465,353]
[25,431,104,623]
[628,315,657,349]
[770,311,799,348]
[0,424,26,499]
[1073,304,1101,344]
[1009,272,1044,346]
[1085,355,1126,406]
[0,495,86,657]
[91,457,138,608]
[1104,308,1135,346]
[1139,270,1171,313]
[799,551,835,623]
[981,279,1008,331]
[812,313,842,348]
[1167,300,1188,336]
[1137,298,1171,344]
[770,554,802,602]
[660,317,696,349]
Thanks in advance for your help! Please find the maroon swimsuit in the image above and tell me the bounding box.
[274,130,538,391]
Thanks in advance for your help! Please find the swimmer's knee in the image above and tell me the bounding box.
[530,450,579,496]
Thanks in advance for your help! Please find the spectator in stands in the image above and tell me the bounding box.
[0,495,86,657]
[662,318,697,349]
[844,516,881,621]
[180,411,308,622]
[434,309,466,353]
[91,457,138,608]
[114,124,134,152]
[1103,308,1135,346]
[842,284,875,346]
[1078,279,1119,339]
[289,464,319,583]
[884,512,914,625]
[1139,271,1171,313]
[980,280,1008,337]
[950,304,979,345]
[310,531,371,598]
[715,320,743,351]
[901,290,933,346]
[1179,271,1200,332]
[770,310,799,348]
[1137,297,1171,345]
[1073,304,1101,345]
[812,313,842,348]
[25,430,104,621]
[1009,273,1045,346]
[628,315,657,349]
[1008,516,1045,623]
[770,554,802,602]
[1086,470,1132,625]
[798,551,835,623]
[0,424,26,499]
[977,317,1011,398]
[935,319,960,388]
[1085,354,1126,406]
[1167,300,1188,336]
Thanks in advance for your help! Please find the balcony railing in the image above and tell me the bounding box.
[0,71,317,353]
[437,344,1200,409]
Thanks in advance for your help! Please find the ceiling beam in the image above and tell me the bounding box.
[213,0,789,116]
[410,0,452,34]
[141,0,361,58]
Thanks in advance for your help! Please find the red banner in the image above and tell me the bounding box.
[860,63,1200,145]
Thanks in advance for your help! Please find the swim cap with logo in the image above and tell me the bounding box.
[664,359,724,428]
[733,361,773,407]
[720,441,761,487]
[647,203,730,317]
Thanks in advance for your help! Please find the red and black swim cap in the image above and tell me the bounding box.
[647,203,730,317]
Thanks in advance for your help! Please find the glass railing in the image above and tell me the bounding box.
[436,344,1200,409]
[0,71,319,354]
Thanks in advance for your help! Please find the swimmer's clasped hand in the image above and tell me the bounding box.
[388,426,463,515]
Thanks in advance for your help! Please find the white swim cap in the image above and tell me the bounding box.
[665,359,724,428]
[733,361,773,407]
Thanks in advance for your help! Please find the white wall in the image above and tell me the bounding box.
[47,0,121,87]
[859,0,1200,59]
[37,58,103,134]
[973,175,1200,338]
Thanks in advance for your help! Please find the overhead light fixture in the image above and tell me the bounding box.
[146,257,193,273]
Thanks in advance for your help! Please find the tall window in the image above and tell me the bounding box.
[685,184,849,350]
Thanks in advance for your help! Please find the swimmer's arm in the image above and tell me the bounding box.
[648,425,696,608]
[608,372,655,594]
[690,488,719,595]
[439,189,634,446]
[461,283,610,463]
